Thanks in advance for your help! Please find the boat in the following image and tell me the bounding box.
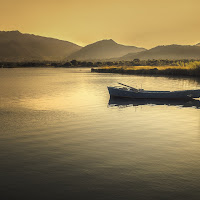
[108,83,200,99]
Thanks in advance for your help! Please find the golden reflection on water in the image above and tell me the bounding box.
[1,68,200,199]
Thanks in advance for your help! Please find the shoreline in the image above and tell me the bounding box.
[91,67,200,77]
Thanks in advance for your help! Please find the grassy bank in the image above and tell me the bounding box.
[91,61,200,77]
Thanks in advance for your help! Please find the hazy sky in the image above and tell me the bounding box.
[1,0,200,48]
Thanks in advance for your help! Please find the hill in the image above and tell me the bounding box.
[0,31,82,62]
[120,45,200,60]
[67,39,146,61]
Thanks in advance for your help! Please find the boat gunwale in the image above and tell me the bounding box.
[108,86,200,93]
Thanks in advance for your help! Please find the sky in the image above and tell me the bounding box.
[1,0,200,48]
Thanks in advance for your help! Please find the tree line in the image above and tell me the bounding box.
[1,59,200,68]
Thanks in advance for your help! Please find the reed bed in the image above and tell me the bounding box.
[91,61,200,76]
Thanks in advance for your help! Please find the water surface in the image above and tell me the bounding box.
[1,68,200,200]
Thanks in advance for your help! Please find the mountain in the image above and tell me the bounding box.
[67,39,146,61]
[120,45,200,60]
[196,43,200,46]
[0,31,82,62]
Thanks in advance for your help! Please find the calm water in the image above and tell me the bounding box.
[1,68,200,200]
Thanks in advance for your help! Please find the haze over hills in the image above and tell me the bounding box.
[67,39,146,61]
[120,45,200,60]
[1,31,200,62]
[0,31,82,62]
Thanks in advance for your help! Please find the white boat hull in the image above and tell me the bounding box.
[108,87,200,99]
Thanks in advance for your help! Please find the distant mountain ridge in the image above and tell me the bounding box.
[1,31,200,62]
[120,45,200,60]
[67,39,146,61]
[0,31,82,61]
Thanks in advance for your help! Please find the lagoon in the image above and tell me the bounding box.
[1,68,200,199]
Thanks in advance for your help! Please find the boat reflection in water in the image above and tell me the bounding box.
[108,97,200,109]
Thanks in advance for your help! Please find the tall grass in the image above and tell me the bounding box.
[92,61,200,76]
[185,61,200,69]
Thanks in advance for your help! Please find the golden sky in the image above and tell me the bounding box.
[1,0,200,48]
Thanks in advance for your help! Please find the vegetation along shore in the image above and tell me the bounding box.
[91,59,200,77]
[2,59,200,77]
